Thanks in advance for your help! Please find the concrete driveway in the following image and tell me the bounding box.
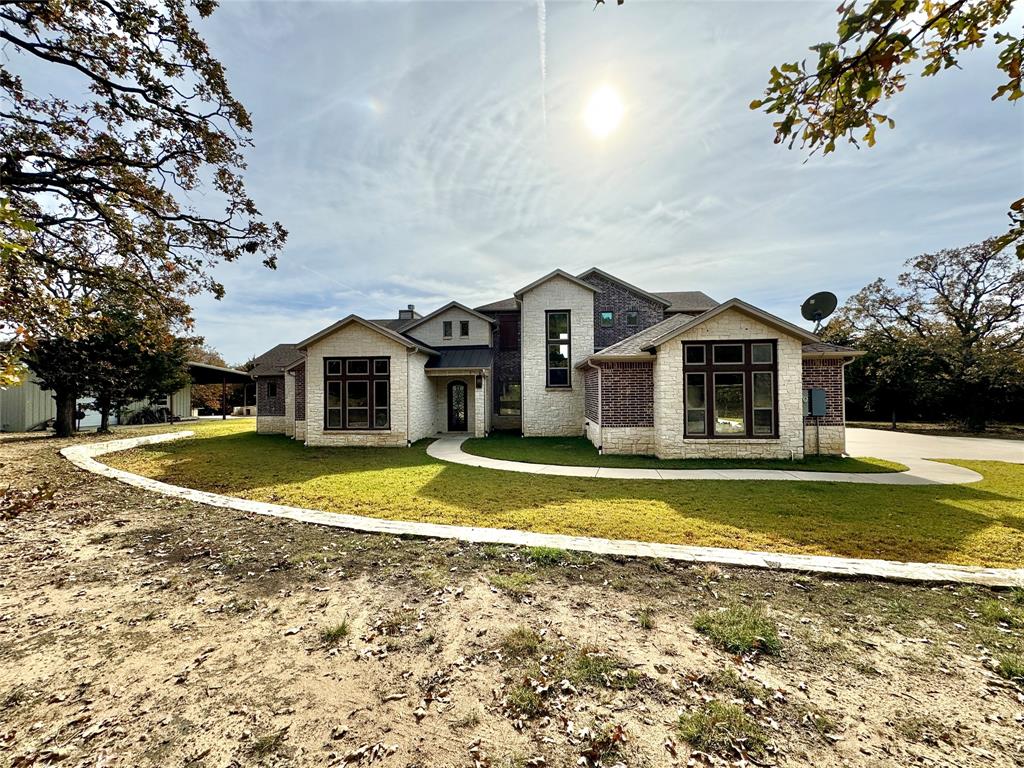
[847,428,1024,463]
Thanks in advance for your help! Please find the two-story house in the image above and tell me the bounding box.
[250,267,860,458]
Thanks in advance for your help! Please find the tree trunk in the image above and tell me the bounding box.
[97,393,112,433]
[53,388,77,438]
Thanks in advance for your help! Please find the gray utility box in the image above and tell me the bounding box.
[804,388,827,418]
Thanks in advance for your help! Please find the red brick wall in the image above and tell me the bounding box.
[294,363,306,421]
[256,375,285,417]
[599,361,654,427]
[802,359,845,426]
[584,366,599,422]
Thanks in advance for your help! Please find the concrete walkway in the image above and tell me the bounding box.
[426,436,983,485]
[61,431,1024,587]
[847,427,1024,464]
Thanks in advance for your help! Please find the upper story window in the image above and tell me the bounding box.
[625,310,639,327]
[546,310,571,388]
[442,320,453,338]
[324,356,390,430]
[459,320,470,337]
[683,340,777,438]
[599,311,614,328]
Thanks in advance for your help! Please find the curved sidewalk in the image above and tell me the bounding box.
[60,431,1023,587]
[427,437,982,485]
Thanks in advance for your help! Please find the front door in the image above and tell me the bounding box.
[447,380,467,432]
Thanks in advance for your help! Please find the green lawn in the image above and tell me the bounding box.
[103,420,1024,569]
[462,432,907,472]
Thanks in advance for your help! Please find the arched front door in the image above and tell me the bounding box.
[447,380,467,432]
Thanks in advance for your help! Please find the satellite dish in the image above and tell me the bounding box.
[800,291,838,333]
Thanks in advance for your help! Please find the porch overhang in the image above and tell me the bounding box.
[425,367,489,377]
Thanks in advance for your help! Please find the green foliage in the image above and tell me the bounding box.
[693,605,782,655]
[524,546,568,565]
[505,683,545,717]
[567,649,641,690]
[677,701,768,757]
[824,238,1024,430]
[498,626,543,659]
[320,618,351,647]
[995,653,1024,681]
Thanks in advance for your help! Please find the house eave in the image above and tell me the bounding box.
[640,298,820,351]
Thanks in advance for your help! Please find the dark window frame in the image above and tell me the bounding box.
[459,319,470,337]
[682,340,778,439]
[442,320,453,339]
[625,309,639,327]
[599,310,614,328]
[545,310,572,388]
[266,381,278,399]
[324,356,391,431]
[497,380,522,416]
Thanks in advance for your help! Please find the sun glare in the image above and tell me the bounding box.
[584,85,624,139]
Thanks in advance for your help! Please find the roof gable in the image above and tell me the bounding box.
[296,315,439,355]
[642,299,819,350]
[577,267,672,307]
[399,301,495,332]
[513,269,599,299]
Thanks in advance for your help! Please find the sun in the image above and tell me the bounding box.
[584,85,624,139]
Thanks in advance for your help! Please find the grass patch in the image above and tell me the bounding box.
[490,572,536,597]
[505,683,544,718]
[995,653,1024,682]
[677,701,767,757]
[636,605,655,630]
[104,420,1024,568]
[693,605,781,655]
[463,432,906,472]
[567,649,641,690]
[320,618,350,647]
[524,546,567,565]
[247,727,289,757]
[499,626,543,659]
[978,599,1024,628]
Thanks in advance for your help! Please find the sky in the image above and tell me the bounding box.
[179,0,1021,364]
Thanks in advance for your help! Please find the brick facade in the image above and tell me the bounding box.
[490,310,522,429]
[801,358,845,426]
[256,376,285,416]
[293,363,306,421]
[599,362,654,428]
[581,272,665,350]
[584,366,599,422]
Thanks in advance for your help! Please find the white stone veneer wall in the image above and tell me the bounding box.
[407,352,436,442]
[256,415,288,435]
[520,275,595,436]
[804,424,845,456]
[294,420,306,442]
[304,322,409,447]
[432,375,485,436]
[653,309,805,459]
[404,306,492,348]
[584,420,601,450]
[602,427,656,456]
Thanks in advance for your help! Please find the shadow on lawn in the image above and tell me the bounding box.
[119,430,1024,567]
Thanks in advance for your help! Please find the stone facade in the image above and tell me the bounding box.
[599,362,654,428]
[294,420,306,442]
[581,272,666,350]
[431,375,487,437]
[520,275,595,436]
[256,415,289,434]
[802,357,847,455]
[404,306,492,348]
[304,321,410,447]
[601,426,656,456]
[408,352,437,442]
[653,309,805,459]
[283,371,295,437]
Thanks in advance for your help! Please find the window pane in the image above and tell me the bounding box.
[626,311,638,327]
[267,383,277,398]
[547,343,569,368]
[685,373,705,409]
[374,359,389,375]
[753,372,773,409]
[347,408,369,428]
[326,381,341,408]
[685,345,705,365]
[443,321,452,337]
[346,359,369,375]
[752,343,773,364]
[327,409,341,428]
[347,381,368,407]
[713,344,744,364]
[374,409,389,428]
[547,312,569,340]
[326,360,342,376]
[374,380,388,407]
[714,373,745,435]
[460,320,469,336]
[687,409,706,435]
[548,368,569,387]
[753,409,773,435]
[599,311,614,327]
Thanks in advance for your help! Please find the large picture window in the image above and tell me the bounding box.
[682,340,777,438]
[546,310,571,388]
[324,356,390,430]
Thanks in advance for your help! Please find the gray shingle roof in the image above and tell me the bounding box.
[655,291,719,314]
[589,313,695,358]
[425,346,493,370]
[474,297,519,312]
[250,343,302,377]
[802,342,863,357]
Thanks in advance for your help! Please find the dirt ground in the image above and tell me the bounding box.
[1,431,1022,768]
